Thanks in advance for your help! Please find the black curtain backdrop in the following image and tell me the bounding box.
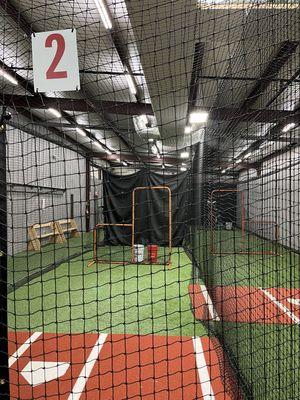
[103,169,190,247]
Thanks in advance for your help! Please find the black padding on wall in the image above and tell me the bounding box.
[103,169,189,246]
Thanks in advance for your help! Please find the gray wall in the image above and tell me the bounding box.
[6,126,101,255]
[238,147,300,251]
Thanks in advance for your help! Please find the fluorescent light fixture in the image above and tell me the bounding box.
[184,126,192,134]
[180,151,189,159]
[181,163,187,166]
[189,111,209,124]
[180,166,187,172]
[93,141,103,150]
[235,159,242,164]
[259,141,269,149]
[244,152,252,159]
[151,144,158,155]
[148,138,154,143]
[139,114,148,125]
[122,161,128,166]
[48,108,62,118]
[282,122,296,133]
[125,73,137,95]
[0,69,18,85]
[93,0,112,30]
[75,127,86,136]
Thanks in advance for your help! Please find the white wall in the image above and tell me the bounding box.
[6,126,95,255]
[238,147,300,251]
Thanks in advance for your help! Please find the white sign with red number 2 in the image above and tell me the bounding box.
[32,29,80,93]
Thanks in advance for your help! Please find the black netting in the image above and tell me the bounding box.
[0,0,299,399]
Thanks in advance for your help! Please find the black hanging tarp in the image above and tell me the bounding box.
[102,169,190,247]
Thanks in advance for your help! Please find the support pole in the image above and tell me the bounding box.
[85,158,91,232]
[0,122,9,398]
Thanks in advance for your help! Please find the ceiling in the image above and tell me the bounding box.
[0,0,299,173]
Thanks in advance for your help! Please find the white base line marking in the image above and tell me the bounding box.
[193,337,215,400]
[260,288,300,325]
[9,332,42,368]
[200,285,220,321]
[68,333,108,400]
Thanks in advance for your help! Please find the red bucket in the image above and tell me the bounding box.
[147,244,158,263]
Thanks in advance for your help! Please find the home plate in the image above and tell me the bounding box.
[21,361,70,386]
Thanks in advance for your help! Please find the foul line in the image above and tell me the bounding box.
[9,332,42,368]
[200,285,220,321]
[260,288,300,325]
[193,337,215,399]
[68,333,108,400]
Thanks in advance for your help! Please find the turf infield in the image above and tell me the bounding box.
[8,247,206,337]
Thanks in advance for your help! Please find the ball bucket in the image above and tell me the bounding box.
[134,244,144,263]
[147,244,158,263]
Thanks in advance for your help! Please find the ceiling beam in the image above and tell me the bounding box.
[221,40,299,137]
[3,94,300,124]
[0,0,144,163]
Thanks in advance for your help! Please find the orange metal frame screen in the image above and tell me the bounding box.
[210,189,280,256]
[131,186,172,266]
[89,186,172,266]
[88,223,133,266]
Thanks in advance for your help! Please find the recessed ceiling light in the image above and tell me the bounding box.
[282,122,296,133]
[93,0,112,30]
[221,169,226,173]
[180,166,187,172]
[48,108,62,118]
[75,127,86,136]
[0,69,18,85]
[148,138,154,143]
[189,111,209,124]
[180,151,189,159]
[184,126,192,134]
[125,73,137,95]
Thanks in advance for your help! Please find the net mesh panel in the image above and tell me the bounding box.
[1,0,299,399]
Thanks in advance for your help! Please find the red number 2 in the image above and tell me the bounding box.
[45,33,67,79]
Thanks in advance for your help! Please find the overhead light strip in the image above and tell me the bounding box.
[93,0,112,30]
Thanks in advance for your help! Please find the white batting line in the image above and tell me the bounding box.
[192,337,215,400]
[9,331,42,368]
[260,288,300,325]
[68,333,108,400]
[199,285,220,321]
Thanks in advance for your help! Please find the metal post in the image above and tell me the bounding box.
[0,122,9,398]
[85,158,91,232]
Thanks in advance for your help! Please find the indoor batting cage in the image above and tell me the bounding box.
[0,0,299,399]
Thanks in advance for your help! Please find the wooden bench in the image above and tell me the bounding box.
[28,222,65,251]
[28,219,80,251]
[56,219,80,238]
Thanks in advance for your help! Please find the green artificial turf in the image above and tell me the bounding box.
[8,247,207,337]
[8,232,94,290]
